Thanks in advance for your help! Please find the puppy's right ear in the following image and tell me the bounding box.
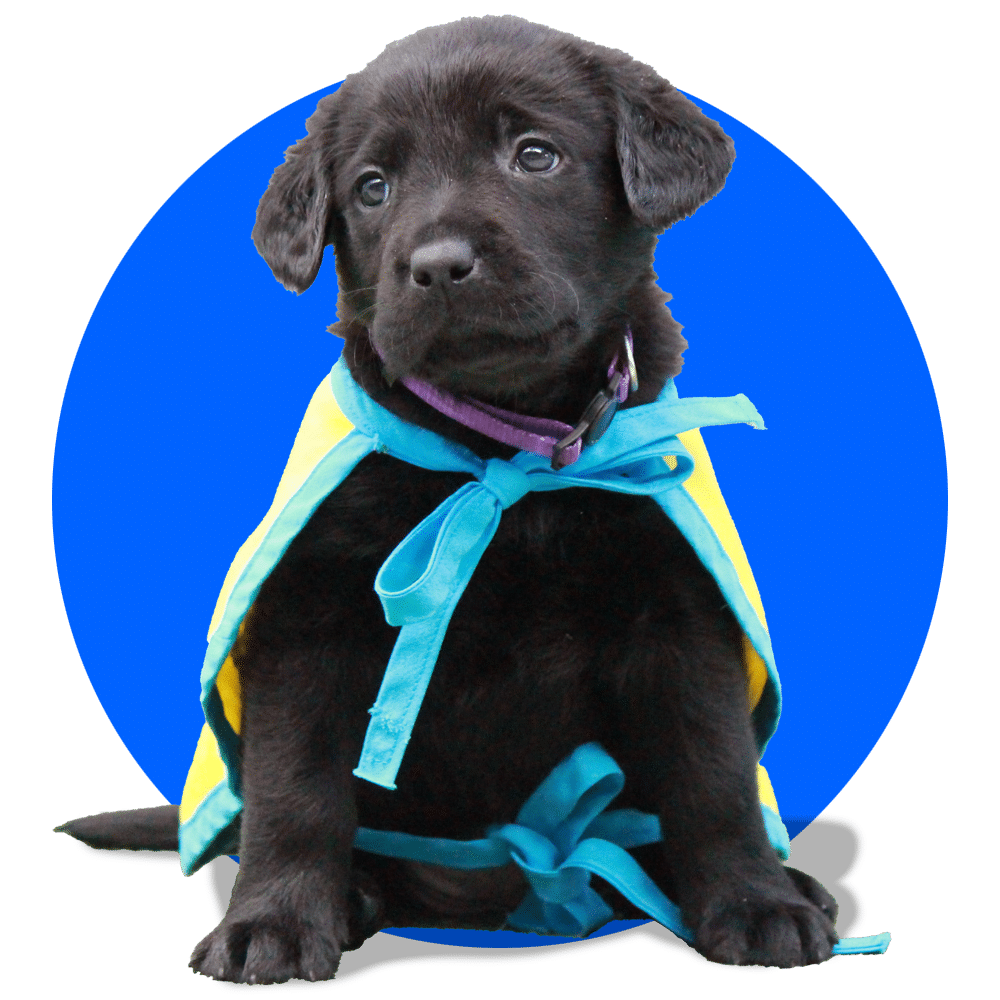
[252,94,339,294]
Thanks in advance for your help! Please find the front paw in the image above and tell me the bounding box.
[783,865,839,925]
[694,879,838,967]
[190,910,345,984]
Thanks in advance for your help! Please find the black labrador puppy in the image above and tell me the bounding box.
[59,15,839,982]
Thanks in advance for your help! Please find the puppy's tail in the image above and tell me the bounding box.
[55,805,179,852]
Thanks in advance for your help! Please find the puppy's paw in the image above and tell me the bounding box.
[344,868,386,952]
[783,865,839,925]
[190,912,344,984]
[694,880,838,967]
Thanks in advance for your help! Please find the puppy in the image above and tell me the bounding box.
[59,15,844,982]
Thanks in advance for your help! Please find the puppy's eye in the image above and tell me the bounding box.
[515,144,559,173]
[358,174,390,207]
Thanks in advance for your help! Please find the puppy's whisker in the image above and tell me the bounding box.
[527,270,560,318]
[539,269,580,318]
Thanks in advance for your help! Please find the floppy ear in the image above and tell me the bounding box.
[612,64,735,230]
[252,94,339,293]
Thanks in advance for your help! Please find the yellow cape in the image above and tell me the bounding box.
[178,368,786,874]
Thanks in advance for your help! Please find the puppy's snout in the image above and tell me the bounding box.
[410,238,476,288]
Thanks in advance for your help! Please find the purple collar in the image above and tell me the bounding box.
[390,331,638,470]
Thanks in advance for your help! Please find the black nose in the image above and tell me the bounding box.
[410,238,476,288]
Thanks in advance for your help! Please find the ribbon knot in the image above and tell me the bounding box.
[485,743,662,937]
[480,457,532,508]
[339,359,768,790]
[353,743,671,938]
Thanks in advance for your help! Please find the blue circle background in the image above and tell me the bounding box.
[53,86,945,948]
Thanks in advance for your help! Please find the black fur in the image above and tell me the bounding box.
[58,16,840,983]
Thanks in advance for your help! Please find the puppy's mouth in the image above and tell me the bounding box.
[371,319,581,402]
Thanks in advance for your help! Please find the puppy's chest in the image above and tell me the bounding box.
[252,452,735,832]
[264,451,724,706]
[294,452,696,621]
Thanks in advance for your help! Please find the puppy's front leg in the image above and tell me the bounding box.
[609,617,838,967]
[190,650,358,984]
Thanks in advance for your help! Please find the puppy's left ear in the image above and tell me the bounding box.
[612,63,735,230]
[252,93,339,293]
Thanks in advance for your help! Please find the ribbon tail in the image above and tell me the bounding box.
[832,932,891,955]
[583,808,662,849]
[353,826,510,869]
[505,888,613,938]
[353,600,460,789]
[505,892,549,934]
[514,742,625,845]
[358,487,504,789]
[558,889,614,937]
[563,839,891,957]
[562,838,695,943]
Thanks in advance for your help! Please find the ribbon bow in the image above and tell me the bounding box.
[353,742,891,953]
[329,361,767,790]
[491,743,680,936]
[353,742,687,938]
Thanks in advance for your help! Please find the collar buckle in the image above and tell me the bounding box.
[551,372,623,470]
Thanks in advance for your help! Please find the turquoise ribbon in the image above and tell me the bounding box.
[191,361,888,953]
[330,363,767,789]
[354,743,890,954]
[353,743,686,938]
[185,361,780,874]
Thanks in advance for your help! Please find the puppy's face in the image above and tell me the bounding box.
[330,49,643,398]
[253,17,735,404]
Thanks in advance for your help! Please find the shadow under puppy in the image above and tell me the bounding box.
[59,15,847,982]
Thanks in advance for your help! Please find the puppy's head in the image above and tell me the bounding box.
[253,16,733,415]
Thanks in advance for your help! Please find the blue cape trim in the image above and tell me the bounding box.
[181,362,889,953]
[198,361,780,794]
[189,361,778,853]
